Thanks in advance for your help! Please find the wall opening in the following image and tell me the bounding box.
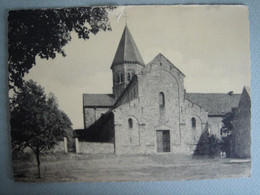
[191,117,196,129]
[156,130,170,152]
[121,73,124,83]
[128,118,133,128]
[117,74,120,83]
[127,72,131,81]
[159,92,165,108]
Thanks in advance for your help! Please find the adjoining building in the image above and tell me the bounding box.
[76,25,246,155]
[229,87,251,158]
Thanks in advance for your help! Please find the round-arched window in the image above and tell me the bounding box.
[127,73,131,81]
[117,74,120,83]
[121,73,124,83]
[159,92,165,107]
[191,117,196,129]
[128,118,133,128]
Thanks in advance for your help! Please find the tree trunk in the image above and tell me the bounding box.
[35,151,41,178]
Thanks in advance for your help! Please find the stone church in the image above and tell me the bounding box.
[78,25,241,155]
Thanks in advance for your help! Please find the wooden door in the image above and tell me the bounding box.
[156,130,170,152]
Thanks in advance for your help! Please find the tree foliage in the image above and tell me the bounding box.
[8,7,114,89]
[194,130,221,157]
[220,111,235,135]
[10,80,73,178]
[220,111,236,157]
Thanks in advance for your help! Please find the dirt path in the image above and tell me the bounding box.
[13,153,251,182]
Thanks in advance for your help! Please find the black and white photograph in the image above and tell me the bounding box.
[8,5,251,182]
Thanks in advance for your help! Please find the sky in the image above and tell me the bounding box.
[24,5,250,129]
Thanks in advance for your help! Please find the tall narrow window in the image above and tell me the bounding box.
[159,92,165,107]
[208,124,211,134]
[128,118,133,128]
[117,74,120,83]
[191,117,196,129]
[121,73,124,83]
[127,73,131,81]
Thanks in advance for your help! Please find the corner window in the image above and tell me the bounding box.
[191,117,196,129]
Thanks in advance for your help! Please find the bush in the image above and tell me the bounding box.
[12,149,34,161]
[194,131,221,157]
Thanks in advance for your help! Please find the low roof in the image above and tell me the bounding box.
[83,94,115,107]
[186,93,241,115]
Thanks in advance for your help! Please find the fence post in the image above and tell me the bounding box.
[75,138,79,154]
[64,137,68,153]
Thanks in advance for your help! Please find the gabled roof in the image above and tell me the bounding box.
[83,94,115,107]
[111,25,145,68]
[145,53,185,76]
[186,93,241,115]
[237,86,251,108]
[243,86,250,97]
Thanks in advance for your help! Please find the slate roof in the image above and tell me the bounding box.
[83,94,115,107]
[186,93,241,115]
[111,25,145,68]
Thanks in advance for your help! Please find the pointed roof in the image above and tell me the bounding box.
[111,25,145,68]
[243,86,250,97]
[145,53,185,76]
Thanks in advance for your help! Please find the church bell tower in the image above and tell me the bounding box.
[111,25,145,99]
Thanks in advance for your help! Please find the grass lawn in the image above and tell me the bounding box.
[13,153,251,182]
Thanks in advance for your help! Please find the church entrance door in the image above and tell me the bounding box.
[156,130,170,152]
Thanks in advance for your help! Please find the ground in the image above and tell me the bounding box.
[13,153,251,182]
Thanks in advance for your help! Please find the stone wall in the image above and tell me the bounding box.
[49,137,68,153]
[231,87,251,158]
[76,141,114,154]
[84,107,110,128]
[114,76,139,108]
[112,62,144,98]
[180,99,208,154]
[208,116,223,139]
[113,55,208,155]
[82,112,115,143]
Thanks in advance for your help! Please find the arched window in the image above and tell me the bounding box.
[159,92,165,107]
[191,117,196,129]
[121,73,124,83]
[117,74,120,83]
[127,73,131,81]
[128,118,133,128]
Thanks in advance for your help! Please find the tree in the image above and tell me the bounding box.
[194,125,221,157]
[8,7,114,89]
[220,111,235,157]
[10,80,73,178]
[220,111,235,135]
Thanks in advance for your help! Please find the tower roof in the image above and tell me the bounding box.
[111,25,145,68]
